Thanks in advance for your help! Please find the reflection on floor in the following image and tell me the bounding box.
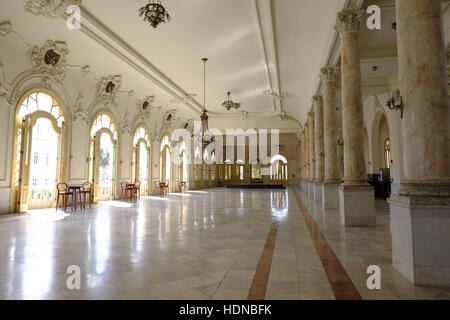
[0,188,449,300]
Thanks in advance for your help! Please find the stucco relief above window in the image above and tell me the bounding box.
[23,0,82,20]
[31,40,70,87]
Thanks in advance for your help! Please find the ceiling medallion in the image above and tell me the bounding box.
[222,91,241,111]
[138,0,171,29]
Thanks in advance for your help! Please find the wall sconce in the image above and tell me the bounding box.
[386,89,404,119]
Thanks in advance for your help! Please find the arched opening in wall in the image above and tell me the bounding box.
[10,89,69,213]
[377,114,391,178]
[89,112,119,203]
[176,141,189,191]
[363,126,370,175]
[132,126,151,196]
[270,154,288,186]
[235,159,245,184]
[160,135,172,190]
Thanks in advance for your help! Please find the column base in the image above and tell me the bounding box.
[389,195,450,287]
[322,183,340,209]
[339,185,375,226]
[314,181,323,201]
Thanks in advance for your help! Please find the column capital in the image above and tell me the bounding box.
[320,67,338,83]
[312,95,323,106]
[308,111,314,120]
[335,9,365,34]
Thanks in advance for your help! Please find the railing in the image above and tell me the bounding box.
[29,186,55,209]
[98,183,112,201]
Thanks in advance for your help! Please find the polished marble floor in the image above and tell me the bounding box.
[0,188,449,300]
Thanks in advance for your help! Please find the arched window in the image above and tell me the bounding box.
[11,89,70,212]
[18,91,65,127]
[89,112,119,202]
[133,126,151,195]
[270,154,288,183]
[384,138,391,169]
[90,113,118,141]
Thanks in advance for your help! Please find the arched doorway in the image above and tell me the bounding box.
[160,135,172,190]
[270,154,288,186]
[178,141,189,185]
[10,89,70,212]
[88,112,119,202]
[132,126,151,196]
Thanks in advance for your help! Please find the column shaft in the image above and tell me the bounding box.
[396,0,450,198]
[313,96,324,182]
[336,11,366,186]
[308,113,315,181]
[321,67,340,183]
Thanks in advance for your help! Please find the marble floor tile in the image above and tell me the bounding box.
[1,188,450,300]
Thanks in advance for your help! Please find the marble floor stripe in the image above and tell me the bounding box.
[293,189,362,300]
[247,221,279,300]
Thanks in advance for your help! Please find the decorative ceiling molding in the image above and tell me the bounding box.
[23,0,81,19]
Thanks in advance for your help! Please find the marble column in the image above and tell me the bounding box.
[313,95,324,201]
[305,123,310,189]
[321,67,340,209]
[335,10,374,226]
[307,111,315,194]
[301,129,307,190]
[389,0,450,287]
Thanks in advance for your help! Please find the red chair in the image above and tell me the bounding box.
[56,183,74,212]
[120,181,129,201]
[79,182,92,209]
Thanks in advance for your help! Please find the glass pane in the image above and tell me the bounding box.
[37,93,53,113]
[51,106,60,119]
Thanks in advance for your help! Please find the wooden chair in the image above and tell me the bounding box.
[153,179,162,197]
[56,182,74,212]
[79,182,92,209]
[161,180,169,197]
[120,181,129,201]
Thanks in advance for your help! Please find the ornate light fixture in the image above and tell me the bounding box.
[222,91,241,111]
[200,58,214,147]
[386,89,404,119]
[138,0,171,29]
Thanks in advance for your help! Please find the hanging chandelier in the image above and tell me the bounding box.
[222,91,241,111]
[138,0,171,29]
[200,58,214,147]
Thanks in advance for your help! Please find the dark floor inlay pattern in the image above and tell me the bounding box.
[247,221,279,300]
[293,190,362,300]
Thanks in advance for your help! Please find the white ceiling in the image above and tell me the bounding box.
[1,0,402,130]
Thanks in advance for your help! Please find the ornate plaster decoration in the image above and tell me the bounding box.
[0,61,10,105]
[23,0,82,20]
[335,9,365,34]
[0,21,12,36]
[127,90,135,99]
[121,110,131,135]
[263,90,293,101]
[72,92,87,123]
[320,67,338,83]
[31,40,70,87]
[163,109,177,123]
[80,65,91,77]
[136,95,155,118]
[95,75,122,106]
